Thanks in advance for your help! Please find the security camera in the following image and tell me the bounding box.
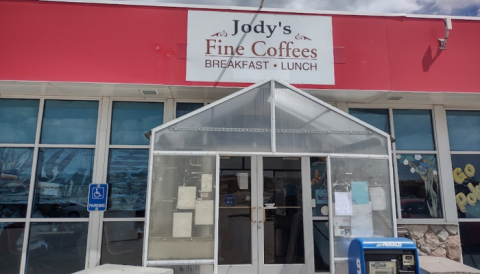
[439,17,452,49]
[445,17,452,30]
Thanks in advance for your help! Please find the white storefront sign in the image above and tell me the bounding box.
[186,11,335,85]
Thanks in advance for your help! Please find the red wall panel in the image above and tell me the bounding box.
[0,0,178,84]
[387,18,480,93]
[328,16,392,91]
[0,0,479,93]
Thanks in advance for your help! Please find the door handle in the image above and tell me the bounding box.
[259,207,266,223]
[251,207,256,223]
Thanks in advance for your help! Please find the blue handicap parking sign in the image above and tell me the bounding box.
[87,183,108,212]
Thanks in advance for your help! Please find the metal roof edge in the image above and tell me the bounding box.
[39,0,480,21]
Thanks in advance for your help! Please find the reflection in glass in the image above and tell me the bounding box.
[393,110,435,150]
[313,221,330,272]
[105,149,148,218]
[0,99,39,144]
[451,155,480,218]
[397,154,442,218]
[0,148,34,218]
[330,158,393,258]
[41,100,98,144]
[349,108,390,134]
[311,157,327,216]
[460,222,480,270]
[446,111,480,151]
[101,222,144,266]
[32,148,94,218]
[0,222,24,274]
[26,222,88,274]
[218,157,251,265]
[111,102,164,145]
[263,157,304,264]
[176,103,204,118]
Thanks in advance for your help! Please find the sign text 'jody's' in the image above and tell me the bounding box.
[186,11,335,85]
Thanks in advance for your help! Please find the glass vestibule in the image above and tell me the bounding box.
[146,79,395,274]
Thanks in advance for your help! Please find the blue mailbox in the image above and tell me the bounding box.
[348,237,420,274]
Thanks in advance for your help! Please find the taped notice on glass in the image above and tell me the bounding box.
[351,203,374,237]
[237,173,249,190]
[369,187,387,211]
[195,200,214,225]
[334,192,352,216]
[351,181,369,205]
[173,212,192,238]
[201,174,213,193]
[177,186,196,209]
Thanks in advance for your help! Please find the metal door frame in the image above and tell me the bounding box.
[218,155,314,274]
[217,156,259,274]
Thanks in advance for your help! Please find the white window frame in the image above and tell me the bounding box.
[444,107,480,224]
[173,100,210,119]
[345,103,454,225]
[0,96,103,274]
[88,97,167,268]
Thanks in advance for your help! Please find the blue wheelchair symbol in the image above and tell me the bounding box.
[92,187,104,199]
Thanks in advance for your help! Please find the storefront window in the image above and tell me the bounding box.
[0,99,39,144]
[105,149,148,218]
[446,110,480,151]
[460,222,480,270]
[0,148,34,218]
[349,108,390,134]
[26,222,88,274]
[32,148,94,218]
[110,102,164,146]
[393,110,435,151]
[101,221,144,266]
[176,102,204,118]
[397,154,442,218]
[41,100,98,145]
[0,222,24,274]
[451,155,480,218]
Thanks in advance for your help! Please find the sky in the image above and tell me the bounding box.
[118,0,480,16]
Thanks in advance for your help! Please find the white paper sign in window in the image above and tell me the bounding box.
[201,174,213,193]
[178,186,196,209]
[173,212,193,238]
[351,203,374,237]
[237,173,249,190]
[334,192,352,216]
[195,200,214,225]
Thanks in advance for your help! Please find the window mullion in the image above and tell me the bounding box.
[433,106,458,223]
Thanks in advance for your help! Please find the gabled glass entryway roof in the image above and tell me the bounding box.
[152,79,390,155]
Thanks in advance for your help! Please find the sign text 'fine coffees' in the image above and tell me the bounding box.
[186,11,334,85]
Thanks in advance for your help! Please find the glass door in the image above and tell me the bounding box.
[218,156,258,274]
[218,156,311,274]
[258,157,310,274]
[310,157,331,273]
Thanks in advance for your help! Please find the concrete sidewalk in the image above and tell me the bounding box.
[420,257,480,274]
